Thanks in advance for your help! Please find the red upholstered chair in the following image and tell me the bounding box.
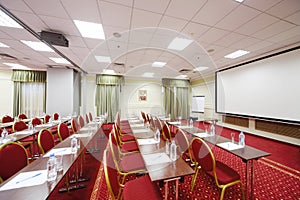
[108,133,146,185]
[31,117,42,127]
[111,126,139,156]
[0,142,29,182]
[44,114,51,123]
[162,123,172,141]
[190,137,245,200]
[53,112,59,120]
[85,114,89,124]
[58,123,70,142]
[2,115,13,123]
[89,112,93,122]
[13,120,28,132]
[78,115,85,128]
[37,129,55,154]
[140,111,147,125]
[114,124,135,143]
[103,148,162,200]
[71,117,80,134]
[18,113,27,120]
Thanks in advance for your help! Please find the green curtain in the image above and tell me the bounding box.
[95,75,123,122]
[162,78,190,120]
[12,70,46,117]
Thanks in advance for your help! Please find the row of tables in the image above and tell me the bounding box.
[0,116,105,200]
[127,117,270,200]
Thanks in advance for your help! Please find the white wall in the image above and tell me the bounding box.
[46,68,73,116]
[120,78,163,119]
[84,74,97,117]
[0,70,13,118]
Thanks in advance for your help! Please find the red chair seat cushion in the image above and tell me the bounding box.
[206,161,240,185]
[123,175,161,200]
[120,153,145,172]
[121,134,135,142]
[121,142,139,152]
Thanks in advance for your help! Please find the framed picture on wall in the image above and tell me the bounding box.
[138,90,147,101]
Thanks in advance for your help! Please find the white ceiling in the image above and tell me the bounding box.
[0,0,299,80]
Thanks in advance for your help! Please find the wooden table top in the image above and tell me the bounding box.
[0,120,103,200]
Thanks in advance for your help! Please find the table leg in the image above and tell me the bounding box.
[164,181,168,200]
[175,179,179,200]
[246,160,254,200]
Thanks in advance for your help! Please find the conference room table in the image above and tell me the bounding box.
[173,123,270,200]
[128,119,195,200]
[0,118,104,200]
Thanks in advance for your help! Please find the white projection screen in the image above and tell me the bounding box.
[216,47,300,124]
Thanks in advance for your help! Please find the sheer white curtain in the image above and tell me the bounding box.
[21,82,45,117]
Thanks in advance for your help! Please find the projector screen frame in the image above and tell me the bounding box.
[215,46,300,125]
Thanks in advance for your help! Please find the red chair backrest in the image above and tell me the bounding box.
[32,117,42,126]
[85,114,89,124]
[71,117,80,134]
[0,128,2,135]
[13,121,28,132]
[2,115,13,123]
[175,129,190,154]
[58,123,70,141]
[78,115,85,127]
[53,113,59,120]
[191,138,214,172]
[141,111,147,124]
[103,148,120,199]
[162,124,172,141]
[0,142,28,181]
[89,112,93,122]
[38,129,55,154]
[44,115,51,123]
[18,113,27,120]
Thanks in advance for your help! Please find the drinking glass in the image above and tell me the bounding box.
[231,132,235,144]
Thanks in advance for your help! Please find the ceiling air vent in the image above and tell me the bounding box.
[179,68,192,73]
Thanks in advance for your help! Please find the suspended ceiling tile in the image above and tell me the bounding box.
[213,32,246,47]
[252,20,295,40]
[83,38,105,49]
[158,15,188,32]
[133,0,170,14]
[192,0,238,26]
[246,40,274,52]
[265,0,300,19]
[235,13,278,36]
[285,11,300,25]
[98,1,131,29]
[61,0,101,22]
[164,0,206,20]
[0,0,33,12]
[66,35,86,48]
[229,36,261,49]
[24,0,69,19]
[100,0,133,7]
[243,0,282,12]
[267,26,300,43]
[181,22,210,39]
[131,9,162,29]
[198,28,229,44]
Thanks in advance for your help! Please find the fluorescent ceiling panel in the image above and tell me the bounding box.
[0,10,23,28]
[152,61,166,67]
[95,56,111,63]
[167,37,193,51]
[234,0,244,2]
[0,42,9,48]
[74,20,105,39]
[193,66,208,72]
[3,63,30,69]
[142,72,154,77]
[21,40,54,52]
[49,57,71,64]
[102,69,116,74]
[224,50,250,59]
[175,74,188,79]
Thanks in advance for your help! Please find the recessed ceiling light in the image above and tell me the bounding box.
[152,61,166,67]
[49,57,71,65]
[168,37,193,51]
[193,66,208,72]
[0,10,23,28]
[113,32,121,38]
[142,72,154,78]
[175,75,188,79]
[234,0,244,2]
[95,56,111,63]
[21,40,54,52]
[0,42,9,48]
[3,62,29,70]
[102,69,116,74]
[74,20,105,39]
[224,50,250,59]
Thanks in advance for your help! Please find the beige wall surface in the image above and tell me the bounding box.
[0,70,13,118]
